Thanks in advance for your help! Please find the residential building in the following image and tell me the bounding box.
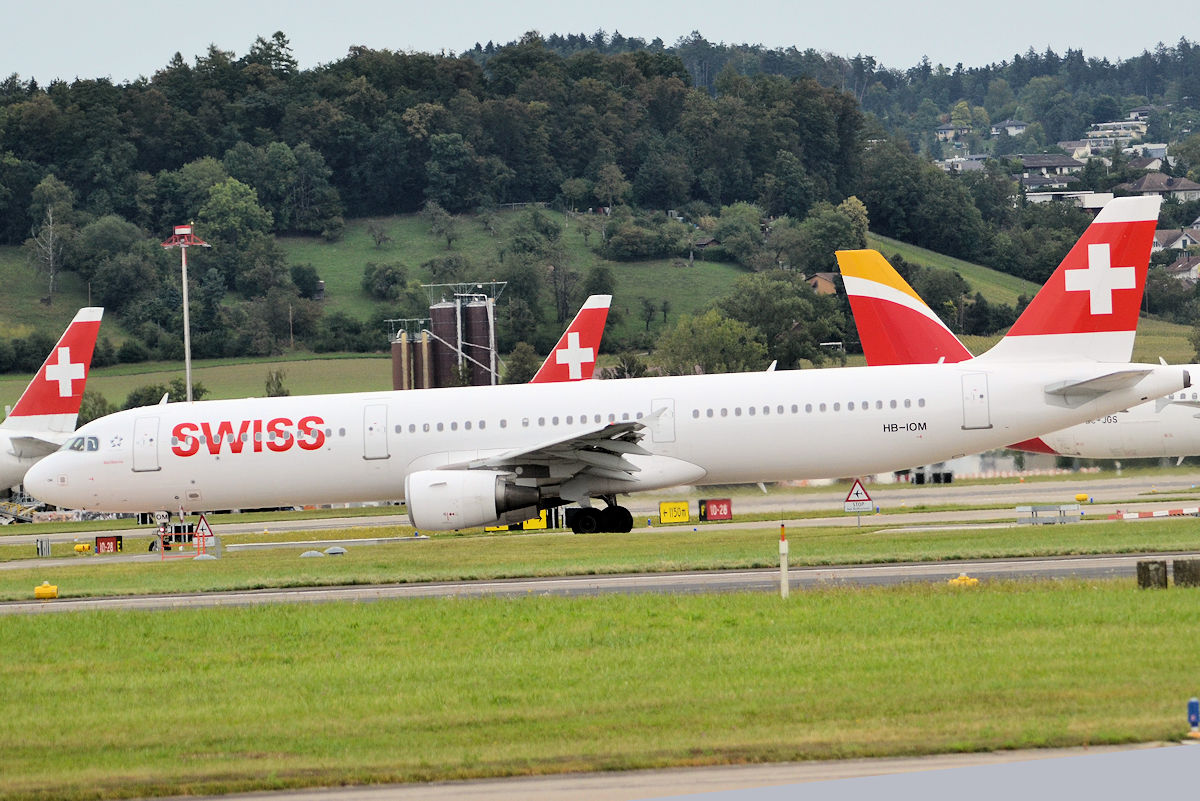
[990,120,1028,136]
[1117,173,1200,202]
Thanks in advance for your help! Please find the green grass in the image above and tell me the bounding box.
[5,516,1200,601]
[0,246,130,341]
[0,354,392,408]
[867,233,1039,306]
[1,580,1196,800]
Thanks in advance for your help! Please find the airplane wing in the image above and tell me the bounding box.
[464,419,652,483]
[8,435,64,459]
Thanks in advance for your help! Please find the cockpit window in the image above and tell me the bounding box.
[65,437,85,452]
[86,436,99,451]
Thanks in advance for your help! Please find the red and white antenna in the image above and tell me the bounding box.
[160,224,210,402]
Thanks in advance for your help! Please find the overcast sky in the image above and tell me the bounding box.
[2,0,1193,85]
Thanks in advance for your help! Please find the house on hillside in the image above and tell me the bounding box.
[991,120,1028,137]
[1057,140,1094,160]
[806,272,839,296]
[1151,228,1200,253]
[1085,120,1146,149]
[1117,173,1200,202]
[1128,105,1156,121]
[1127,156,1164,172]
[1018,154,1085,177]
[1165,253,1200,285]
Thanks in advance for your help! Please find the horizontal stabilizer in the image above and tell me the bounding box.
[1044,369,1152,397]
[9,435,62,459]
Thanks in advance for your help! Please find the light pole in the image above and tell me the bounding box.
[160,224,209,402]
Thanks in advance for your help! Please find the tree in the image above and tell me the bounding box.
[655,310,767,375]
[606,351,648,379]
[561,177,593,212]
[717,271,846,367]
[265,369,290,396]
[25,206,70,299]
[502,342,541,383]
[594,163,630,209]
[640,297,658,331]
[366,220,393,248]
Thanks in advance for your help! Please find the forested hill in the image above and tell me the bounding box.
[2,31,1199,387]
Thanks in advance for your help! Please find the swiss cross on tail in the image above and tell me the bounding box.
[980,195,1161,362]
[530,295,611,383]
[8,308,104,422]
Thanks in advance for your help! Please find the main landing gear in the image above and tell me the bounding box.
[570,497,634,534]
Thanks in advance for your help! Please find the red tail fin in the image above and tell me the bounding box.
[836,250,973,366]
[981,196,1160,361]
[5,307,103,432]
[530,295,610,382]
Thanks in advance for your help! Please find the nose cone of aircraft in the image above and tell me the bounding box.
[23,456,65,505]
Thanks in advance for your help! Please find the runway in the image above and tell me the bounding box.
[4,549,1195,615]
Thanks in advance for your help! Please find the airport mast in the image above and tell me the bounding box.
[160,224,210,403]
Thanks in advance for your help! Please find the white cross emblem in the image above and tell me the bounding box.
[554,332,594,380]
[44,346,85,397]
[1064,243,1136,315]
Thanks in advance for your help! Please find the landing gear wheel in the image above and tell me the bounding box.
[600,505,634,533]
[571,508,601,534]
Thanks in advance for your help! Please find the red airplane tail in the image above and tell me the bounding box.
[979,195,1160,362]
[5,307,104,433]
[530,295,611,382]
[836,250,973,366]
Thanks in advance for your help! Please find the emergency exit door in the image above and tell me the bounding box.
[363,404,390,460]
[961,373,992,430]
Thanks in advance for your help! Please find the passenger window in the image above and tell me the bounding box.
[693,409,700,418]
[436,423,444,432]
[720,408,728,417]
[464,421,471,430]
[706,409,714,418]
[805,404,812,413]
[339,427,346,436]
[833,403,840,411]
[777,405,784,414]
[748,407,755,416]
[904,399,911,408]
[918,398,926,408]
[409,424,416,433]
[791,404,798,413]
[735,407,742,417]
[423,423,430,432]
[479,420,486,430]
[890,400,897,409]
[819,403,827,412]
[538,417,545,426]
[450,422,458,431]
[552,416,559,425]
[848,402,855,411]
[394,425,401,434]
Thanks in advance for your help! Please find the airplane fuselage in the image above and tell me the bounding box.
[27,361,1188,519]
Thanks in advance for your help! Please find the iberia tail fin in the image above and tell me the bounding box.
[3,307,104,434]
[978,195,1161,362]
[530,295,611,382]
[836,250,973,366]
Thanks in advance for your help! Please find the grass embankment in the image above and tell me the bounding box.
[1,580,1196,800]
[4,517,1200,601]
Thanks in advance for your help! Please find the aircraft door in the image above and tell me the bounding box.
[650,398,676,443]
[961,373,992,430]
[132,416,161,472]
[363,404,390,460]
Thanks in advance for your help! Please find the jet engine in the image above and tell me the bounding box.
[405,469,539,530]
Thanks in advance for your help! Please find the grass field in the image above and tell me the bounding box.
[4,516,1200,601]
[1,580,1196,800]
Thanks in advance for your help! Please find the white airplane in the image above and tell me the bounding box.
[529,294,609,383]
[838,210,1200,460]
[0,307,103,491]
[24,197,1188,533]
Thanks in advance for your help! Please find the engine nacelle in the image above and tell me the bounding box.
[405,469,539,530]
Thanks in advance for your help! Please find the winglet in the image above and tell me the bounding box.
[3,307,104,433]
[979,196,1161,362]
[530,295,611,382]
[836,250,973,366]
